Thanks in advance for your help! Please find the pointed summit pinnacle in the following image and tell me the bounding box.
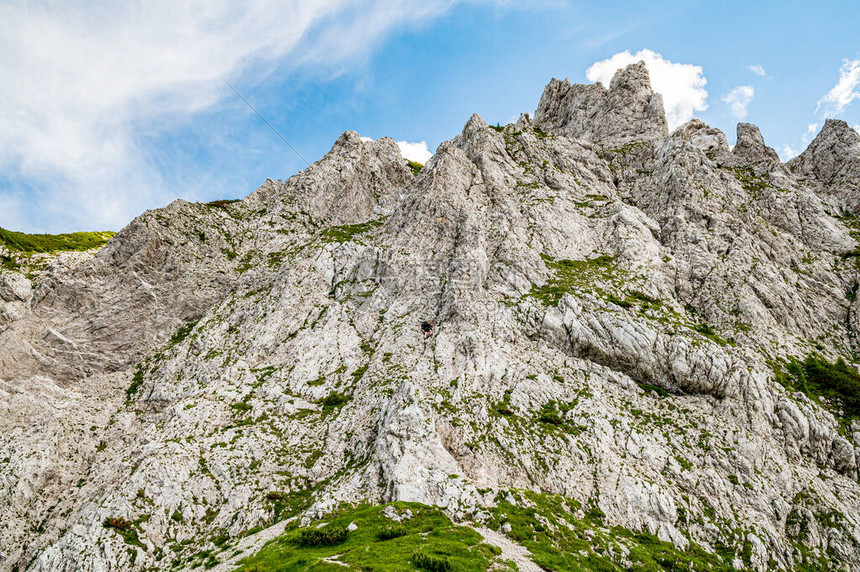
[534,62,669,146]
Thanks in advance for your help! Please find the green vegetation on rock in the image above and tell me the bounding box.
[772,354,860,423]
[723,166,773,199]
[126,367,145,397]
[406,160,424,176]
[103,517,146,550]
[486,490,744,572]
[264,490,315,523]
[529,253,619,306]
[321,219,385,244]
[167,320,199,349]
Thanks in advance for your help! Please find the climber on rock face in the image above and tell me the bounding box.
[421,321,434,338]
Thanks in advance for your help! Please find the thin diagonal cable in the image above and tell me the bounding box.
[222,79,311,167]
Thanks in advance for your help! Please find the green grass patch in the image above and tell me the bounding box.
[294,526,348,547]
[772,354,860,425]
[691,323,733,346]
[321,219,385,244]
[206,199,241,209]
[126,366,145,397]
[378,524,407,541]
[486,490,747,571]
[103,517,146,550]
[265,490,315,523]
[0,227,114,254]
[529,253,619,306]
[319,392,351,412]
[167,320,199,349]
[412,552,452,571]
[406,160,424,176]
[636,381,671,398]
[536,400,584,435]
[1,255,19,271]
[724,166,773,199]
[233,502,498,572]
[532,126,549,139]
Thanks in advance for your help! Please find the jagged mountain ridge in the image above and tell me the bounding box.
[2,63,860,571]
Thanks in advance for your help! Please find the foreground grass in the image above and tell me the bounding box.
[233,493,781,572]
[233,502,502,572]
[485,490,743,572]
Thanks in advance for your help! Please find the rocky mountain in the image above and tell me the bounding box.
[2,63,860,572]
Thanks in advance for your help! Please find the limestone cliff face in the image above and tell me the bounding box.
[2,64,860,572]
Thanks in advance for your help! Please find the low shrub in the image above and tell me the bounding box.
[803,355,860,418]
[293,526,348,547]
[320,392,350,410]
[538,402,563,426]
[413,552,453,571]
[378,524,407,541]
[103,517,133,531]
[126,367,144,397]
[773,354,860,422]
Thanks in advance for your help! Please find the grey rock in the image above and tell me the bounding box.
[789,119,860,213]
[534,62,669,146]
[732,122,781,166]
[2,67,860,572]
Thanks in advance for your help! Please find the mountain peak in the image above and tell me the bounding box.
[609,60,652,92]
[732,122,780,165]
[788,119,860,212]
[5,68,860,572]
[534,62,668,146]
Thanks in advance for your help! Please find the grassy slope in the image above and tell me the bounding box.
[232,502,504,572]
[229,495,763,572]
[0,226,114,254]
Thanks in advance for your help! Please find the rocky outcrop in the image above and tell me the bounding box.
[2,63,860,572]
[534,61,669,146]
[789,119,860,213]
[732,122,782,166]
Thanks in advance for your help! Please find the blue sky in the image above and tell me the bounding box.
[1,0,859,233]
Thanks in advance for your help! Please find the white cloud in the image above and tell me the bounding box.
[748,65,767,78]
[585,49,708,130]
[778,123,822,163]
[396,141,433,164]
[780,144,799,161]
[817,58,860,117]
[0,0,469,232]
[722,85,755,119]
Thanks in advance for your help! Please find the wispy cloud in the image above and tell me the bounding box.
[0,0,476,232]
[586,49,708,130]
[748,65,768,78]
[777,124,820,161]
[780,59,859,161]
[580,22,645,49]
[817,58,860,117]
[780,144,799,161]
[722,85,755,119]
